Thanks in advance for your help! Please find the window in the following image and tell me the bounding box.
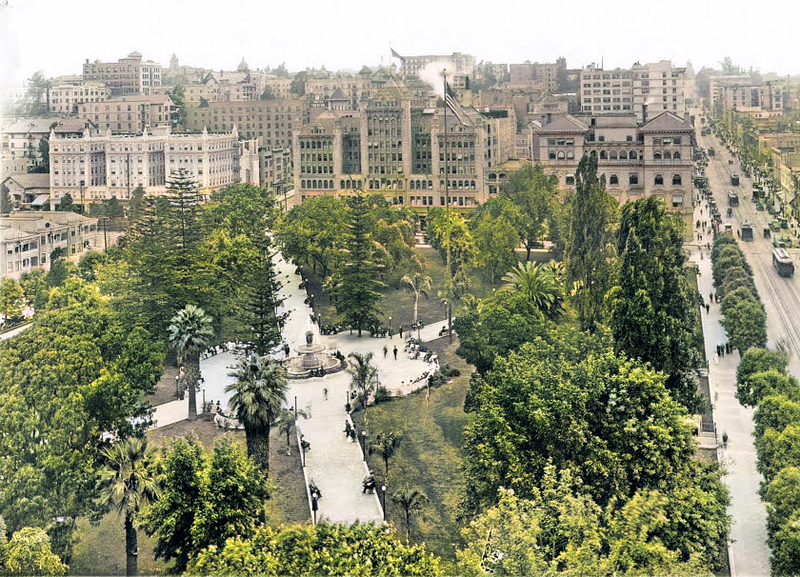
[629,174,639,185]
[655,174,664,185]
[672,174,682,185]
[654,151,662,160]
[674,151,681,159]
[664,151,672,160]
[609,174,619,185]
[630,150,638,160]
[600,150,607,160]
[619,151,628,160]
[549,152,556,160]
[566,175,575,186]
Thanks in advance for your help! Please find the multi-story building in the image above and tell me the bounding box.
[390,49,475,78]
[531,111,695,222]
[183,99,308,151]
[1,173,51,210]
[2,117,98,171]
[82,52,162,95]
[292,84,516,215]
[48,82,111,115]
[259,146,292,191]
[580,61,688,122]
[77,94,173,133]
[709,76,783,113]
[1,212,99,279]
[48,126,252,204]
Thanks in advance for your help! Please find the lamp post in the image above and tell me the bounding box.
[444,300,451,342]
[311,491,319,525]
[380,485,387,521]
[361,430,368,461]
[388,316,392,337]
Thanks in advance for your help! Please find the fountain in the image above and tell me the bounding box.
[285,322,344,379]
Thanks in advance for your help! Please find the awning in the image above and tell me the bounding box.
[672,194,684,204]
[30,194,50,206]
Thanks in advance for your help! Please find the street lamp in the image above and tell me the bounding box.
[311,491,319,525]
[388,316,392,337]
[443,300,452,342]
[361,430,368,461]
[380,485,387,521]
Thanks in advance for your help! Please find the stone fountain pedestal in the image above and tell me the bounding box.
[285,330,344,379]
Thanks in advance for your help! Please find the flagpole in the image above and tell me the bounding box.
[443,70,452,342]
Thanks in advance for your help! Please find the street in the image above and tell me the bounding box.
[696,121,800,379]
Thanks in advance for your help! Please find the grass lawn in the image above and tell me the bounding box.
[350,335,474,568]
[69,419,308,575]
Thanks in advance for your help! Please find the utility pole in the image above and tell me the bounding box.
[443,70,453,342]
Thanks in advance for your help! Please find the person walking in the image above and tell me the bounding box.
[383,344,388,358]
[393,345,398,360]
[323,388,328,401]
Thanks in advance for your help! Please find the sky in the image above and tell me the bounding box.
[2,0,799,93]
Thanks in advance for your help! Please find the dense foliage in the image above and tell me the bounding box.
[736,348,800,576]
[187,522,443,576]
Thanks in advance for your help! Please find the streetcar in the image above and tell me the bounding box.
[772,247,795,277]
[728,190,739,207]
[731,174,740,186]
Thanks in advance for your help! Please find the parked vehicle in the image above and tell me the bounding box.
[741,222,753,241]
[728,190,739,207]
[730,174,740,186]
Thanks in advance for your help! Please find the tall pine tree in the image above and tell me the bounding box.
[565,154,619,333]
[609,196,702,410]
[245,235,287,357]
[333,194,384,337]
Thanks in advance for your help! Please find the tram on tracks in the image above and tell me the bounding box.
[772,247,795,277]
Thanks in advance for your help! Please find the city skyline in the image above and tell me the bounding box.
[2,0,799,93]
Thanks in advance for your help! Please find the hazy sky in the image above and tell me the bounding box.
[2,0,798,92]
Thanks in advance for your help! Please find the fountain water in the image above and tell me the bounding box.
[285,321,344,378]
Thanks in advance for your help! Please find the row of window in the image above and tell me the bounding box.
[564,173,682,186]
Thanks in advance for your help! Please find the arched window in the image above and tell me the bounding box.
[471,180,476,189]
[629,174,639,185]
[557,151,565,160]
[301,179,306,189]
[340,180,345,188]
[654,151,662,160]
[674,151,681,159]
[655,174,664,185]
[567,150,574,159]
[600,150,607,160]
[590,150,598,158]
[609,174,619,185]
[672,174,682,185]
[619,151,628,160]
[664,151,672,160]
[549,152,556,160]
[629,150,638,160]
[610,151,618,160]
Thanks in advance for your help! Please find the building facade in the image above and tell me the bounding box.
[580,61,688,122]
[48,82,111,115]
[2,117,98,171]
[183,98,308,151]
[1,212,99,280]
[532,111,695,221]
[48,126,251,204]
[82,52,162,95]
[391,50,476,78]
[292,85,516,212]
[709,76,783,113]
[77,94,173,133]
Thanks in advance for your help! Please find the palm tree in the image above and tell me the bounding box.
[276,406,307,455]
[98,438,160,577]
[501,260,564,321]
[391,485,428,543]
[226,354,288,472]
[347,351,379,421]
[167,305,214,420]
[370,431,403,478]
[400,273,432,339]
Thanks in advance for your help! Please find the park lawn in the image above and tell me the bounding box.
[351,335,474,567]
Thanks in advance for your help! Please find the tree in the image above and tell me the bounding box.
[370,431,403,478]
[23,71,51,116]
[763,467,800,576]
[276,195,348,276]
[260,86,276,100]
[736,347,791,407]
[501,260,564,321]
[347,351,379,420]
[276,407,298,455]
[502,164,559,260]
[55,192,74,212]
[97,438,160,576]
[142,437,205,574]
[3,527,67,576]
[400,273,432,333]
[187,521,443,576]
[190,438,269,553]
[564,153,618,333]
[462,337,696,515]
[608,197,702,410]
[19,270,49,312]
[470,198,521,285]
[168,305,214,420]
[226,354,288,471]
[392,486,429,543]
[333,194,384,336]
[720,298,767,353]
[290,71,307,95]
[1,278,25,323]
[167,85,186,128]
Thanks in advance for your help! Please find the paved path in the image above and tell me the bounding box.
[152,249,451,525]
[689,192,770,576]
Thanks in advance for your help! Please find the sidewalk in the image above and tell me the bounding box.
[688,201,770,576]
